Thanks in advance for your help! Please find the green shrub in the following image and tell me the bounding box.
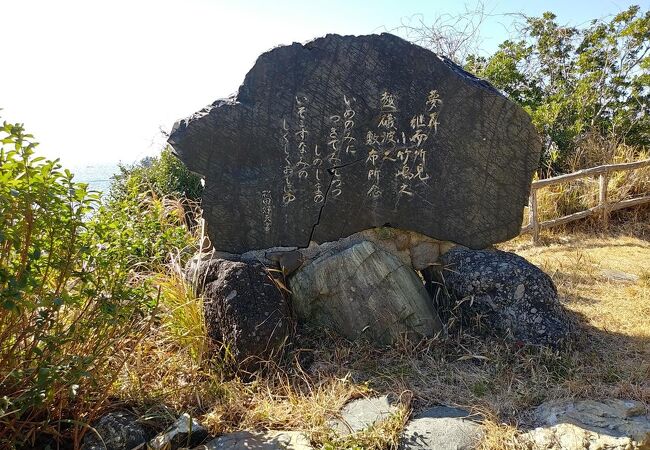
[109,146,203,203]
[0,121,198,447]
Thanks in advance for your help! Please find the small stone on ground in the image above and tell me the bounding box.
[329,395,399,436]
[199,430,312,449]
[399,406,483,450]
[601,269,639,283]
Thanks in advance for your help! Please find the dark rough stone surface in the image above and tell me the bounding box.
[81,411,147,450]
[200,431,312,449]
[168,33,540,254]
[201,258,291,368]
[440,248,573,347]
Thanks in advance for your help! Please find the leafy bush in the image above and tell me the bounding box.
[109,146,203,203]
[0,121,199,447]
[465,5,649,174]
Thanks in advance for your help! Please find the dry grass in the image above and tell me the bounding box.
[527,145,650,224]
[107,211,650,449]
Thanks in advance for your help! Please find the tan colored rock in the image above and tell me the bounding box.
[232,228,455,276]
[439,241,457,255]
[410,241,440,270]
[394,230,411,251]
[301,228,452,270]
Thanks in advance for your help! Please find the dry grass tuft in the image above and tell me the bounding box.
[478,419,522,450]
[105,212,650,449]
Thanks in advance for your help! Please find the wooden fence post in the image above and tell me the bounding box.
[521,158,650,238]
[599,172,609,229]
[529,187,540,245]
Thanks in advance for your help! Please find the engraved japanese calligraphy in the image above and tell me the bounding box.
[169,33,540,253]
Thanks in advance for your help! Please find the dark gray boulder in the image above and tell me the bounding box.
[81,411,147,450]
[201,258,291,368]
[440,248,573,346]
[168,33,540,254]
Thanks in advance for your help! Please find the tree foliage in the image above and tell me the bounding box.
[464,6,649,174]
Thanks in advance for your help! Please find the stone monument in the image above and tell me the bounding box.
[169,33,540,254]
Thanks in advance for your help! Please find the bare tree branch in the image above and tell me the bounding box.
[393,1,492,65]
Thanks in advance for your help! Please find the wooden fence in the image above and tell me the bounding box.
[520,158,650,244]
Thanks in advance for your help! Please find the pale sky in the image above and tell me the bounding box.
[2,0,646,167]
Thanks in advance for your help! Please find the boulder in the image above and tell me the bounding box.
[81,411,147,450]
[149,413,208,449]
[522,399,650,449]
[440,248,572,346]
[199,431,312,449]
[330,395,399,436]
[289,240,443,345]
[168,33,540,254]
[201,258,291,368]
[399,406,483,450]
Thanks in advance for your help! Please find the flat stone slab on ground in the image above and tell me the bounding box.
[399,406,483,450]
[330,395,399,436]
[522,399,650,449]
[199,430,312,449]
[601,269,639,283]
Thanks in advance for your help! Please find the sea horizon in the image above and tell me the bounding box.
[69,161,127,193]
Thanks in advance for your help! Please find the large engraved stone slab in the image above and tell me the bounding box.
[169,33,540,253]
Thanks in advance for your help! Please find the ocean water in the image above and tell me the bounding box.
[70,162,121,193]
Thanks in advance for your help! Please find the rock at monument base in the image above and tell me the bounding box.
[440,248,573,347]
[199,430,312,449]
[81,411,147,450]
[329,395,399,436]
[240,227,455,276]
[149,413,209,449]
[200,258,291,368]
[289,240,443,345]
[399,406,483,450]
[169,33,540,254]
[522,399,650,449]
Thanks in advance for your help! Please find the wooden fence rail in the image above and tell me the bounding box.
[520,158,650,244]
